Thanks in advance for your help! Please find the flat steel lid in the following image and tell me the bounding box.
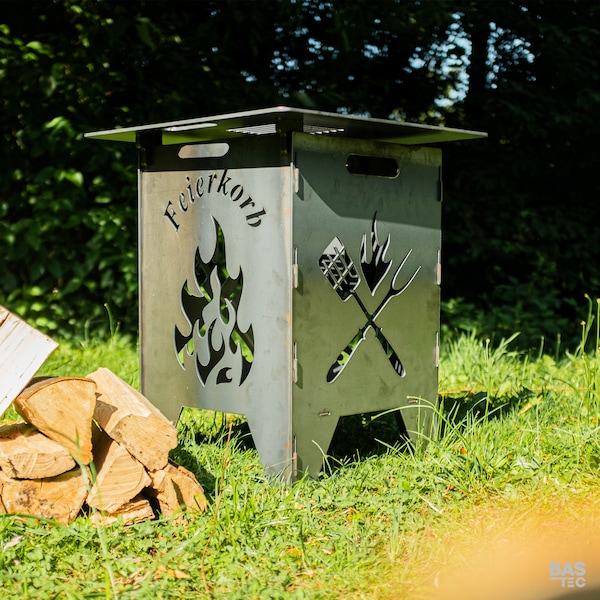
[85,106,486,146]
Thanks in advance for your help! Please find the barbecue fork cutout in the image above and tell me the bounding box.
[318,216,420,383]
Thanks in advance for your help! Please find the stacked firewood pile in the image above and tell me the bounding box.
[0,305,207,525]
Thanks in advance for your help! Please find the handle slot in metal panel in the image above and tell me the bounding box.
[178,143,230,159]
[346,154,399,178]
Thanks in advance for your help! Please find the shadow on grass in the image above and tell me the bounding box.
[328,411,412,463]
[177,391,532,485]
[189,411,413,479]
[169,445,217,499]
[438,389,533,436]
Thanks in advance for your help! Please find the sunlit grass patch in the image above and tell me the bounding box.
[0,325,599,598]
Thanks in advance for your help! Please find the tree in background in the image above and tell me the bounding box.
[1,0,599,350]
[442,1,600,348]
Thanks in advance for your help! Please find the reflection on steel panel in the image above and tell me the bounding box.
[85,107,486,480]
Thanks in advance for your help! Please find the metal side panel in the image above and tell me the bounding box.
[138,137,294,477]
[291,133,441,476]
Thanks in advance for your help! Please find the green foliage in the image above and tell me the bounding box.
[2,0,456,338]
[38,330,139,384]
[0,3,141,337]
[1,1,600,346]
[442,2,600,350]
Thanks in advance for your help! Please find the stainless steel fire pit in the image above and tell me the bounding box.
[87,107,485,479]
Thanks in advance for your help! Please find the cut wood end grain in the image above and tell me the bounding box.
[0,422,76,478]
[147,461,208,516]
[87,430,152,513]
[0,468,88,525]
[14,376,97,465]
[89,494,155,526]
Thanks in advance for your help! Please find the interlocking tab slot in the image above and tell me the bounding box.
[346,154,398,178]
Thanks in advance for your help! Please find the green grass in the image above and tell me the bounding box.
[1,321,600,599]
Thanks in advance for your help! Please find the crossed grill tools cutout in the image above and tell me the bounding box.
[318,217,420,383]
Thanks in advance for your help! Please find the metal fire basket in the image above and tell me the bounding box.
[86,107,485,479]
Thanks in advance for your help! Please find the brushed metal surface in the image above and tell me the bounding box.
[290,133,440,475]
[139,135,294,477]
[84,107,478,479]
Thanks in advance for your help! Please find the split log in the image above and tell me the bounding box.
[0,468,88,525]
[0,422,75,479]
[0,305,58,419]
[13,377,96,465]
[89,493,155,526]
[147,461,208,516]
[0,329,207,524]
[86,430,151,514]
[88,368,178,471]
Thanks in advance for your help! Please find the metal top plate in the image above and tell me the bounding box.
[85,106,486,146]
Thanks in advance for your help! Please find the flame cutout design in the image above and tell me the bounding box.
[360,213,392,295]
[174,220,254,387]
